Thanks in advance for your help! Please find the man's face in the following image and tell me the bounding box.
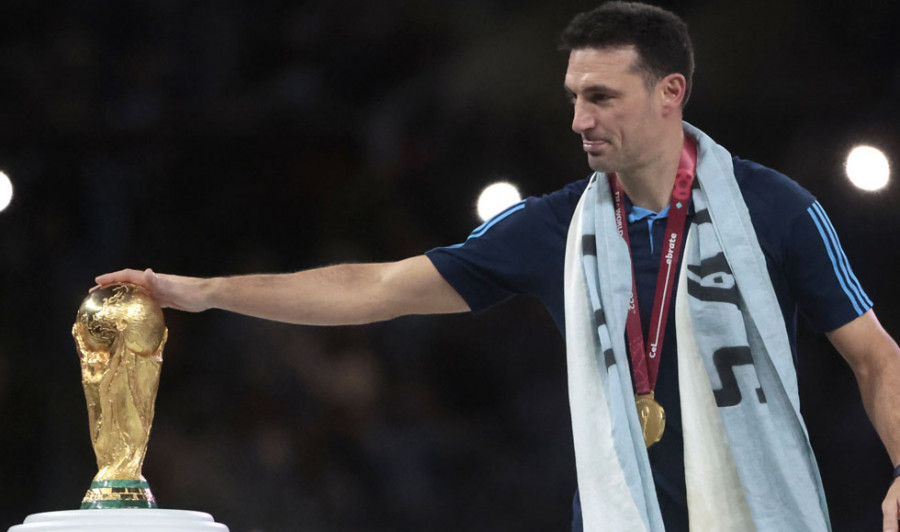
[564,46,665,175]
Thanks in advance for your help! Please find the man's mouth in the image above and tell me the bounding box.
[582,139,609,153]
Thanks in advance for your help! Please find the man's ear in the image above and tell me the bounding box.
[659,73,687,111]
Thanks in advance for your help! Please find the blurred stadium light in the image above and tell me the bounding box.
[0,171,13,213]
[477,181,522,222]
[846,145,890,191]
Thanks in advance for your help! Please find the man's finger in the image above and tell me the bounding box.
[882,491,898,532]
[94,268,149,287]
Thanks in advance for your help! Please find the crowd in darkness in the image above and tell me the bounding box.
[1,1,899,530]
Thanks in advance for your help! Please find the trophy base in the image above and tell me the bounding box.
[7,509,228,531]
[81,479,157,509]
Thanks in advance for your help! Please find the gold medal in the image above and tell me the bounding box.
[635,392,666,448]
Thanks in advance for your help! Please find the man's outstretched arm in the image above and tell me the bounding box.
[94,255,470,325]
[826,310,900,532]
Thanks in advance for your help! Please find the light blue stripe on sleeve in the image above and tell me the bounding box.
[810,201,872,308]
[806,201,872,315]
[445,201,526,249]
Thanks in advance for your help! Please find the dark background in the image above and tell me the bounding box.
[1,0,899,530]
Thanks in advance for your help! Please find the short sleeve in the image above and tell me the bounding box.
[786,200,873,332]
[734,157,872,337]
[426,201,528,312]
[425,178,588,320]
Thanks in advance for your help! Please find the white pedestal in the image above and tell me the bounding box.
[7,509,229,531]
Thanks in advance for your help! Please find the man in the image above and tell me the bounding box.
[96,2,900,531]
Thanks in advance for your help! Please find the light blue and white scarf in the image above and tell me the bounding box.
[563,122,830,531]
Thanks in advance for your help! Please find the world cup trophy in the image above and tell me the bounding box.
[71,282,167,509]
[7,282,229,531]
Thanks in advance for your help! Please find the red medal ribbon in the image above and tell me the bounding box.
[608,137,698,395]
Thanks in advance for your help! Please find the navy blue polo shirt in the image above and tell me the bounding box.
[425,157,872,531]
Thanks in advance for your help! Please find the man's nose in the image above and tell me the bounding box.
[571,102,594,134]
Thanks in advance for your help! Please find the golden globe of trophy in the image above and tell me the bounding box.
[72,282,167,509]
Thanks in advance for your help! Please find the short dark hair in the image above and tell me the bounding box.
[559,2,695,106]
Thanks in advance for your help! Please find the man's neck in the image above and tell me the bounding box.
[616,130,685,212]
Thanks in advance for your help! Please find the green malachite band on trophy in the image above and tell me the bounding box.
[81,478,157,510]
[90,479,151,489]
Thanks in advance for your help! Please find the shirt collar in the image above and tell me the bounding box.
[624,194,694,224]
[625,196,670,224]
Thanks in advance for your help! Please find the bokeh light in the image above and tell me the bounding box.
[846,145,890,191]
[0,171,12,213]
[477,182,522,222]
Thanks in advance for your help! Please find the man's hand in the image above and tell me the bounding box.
[884,477,900,532]
[94,268,212,312]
